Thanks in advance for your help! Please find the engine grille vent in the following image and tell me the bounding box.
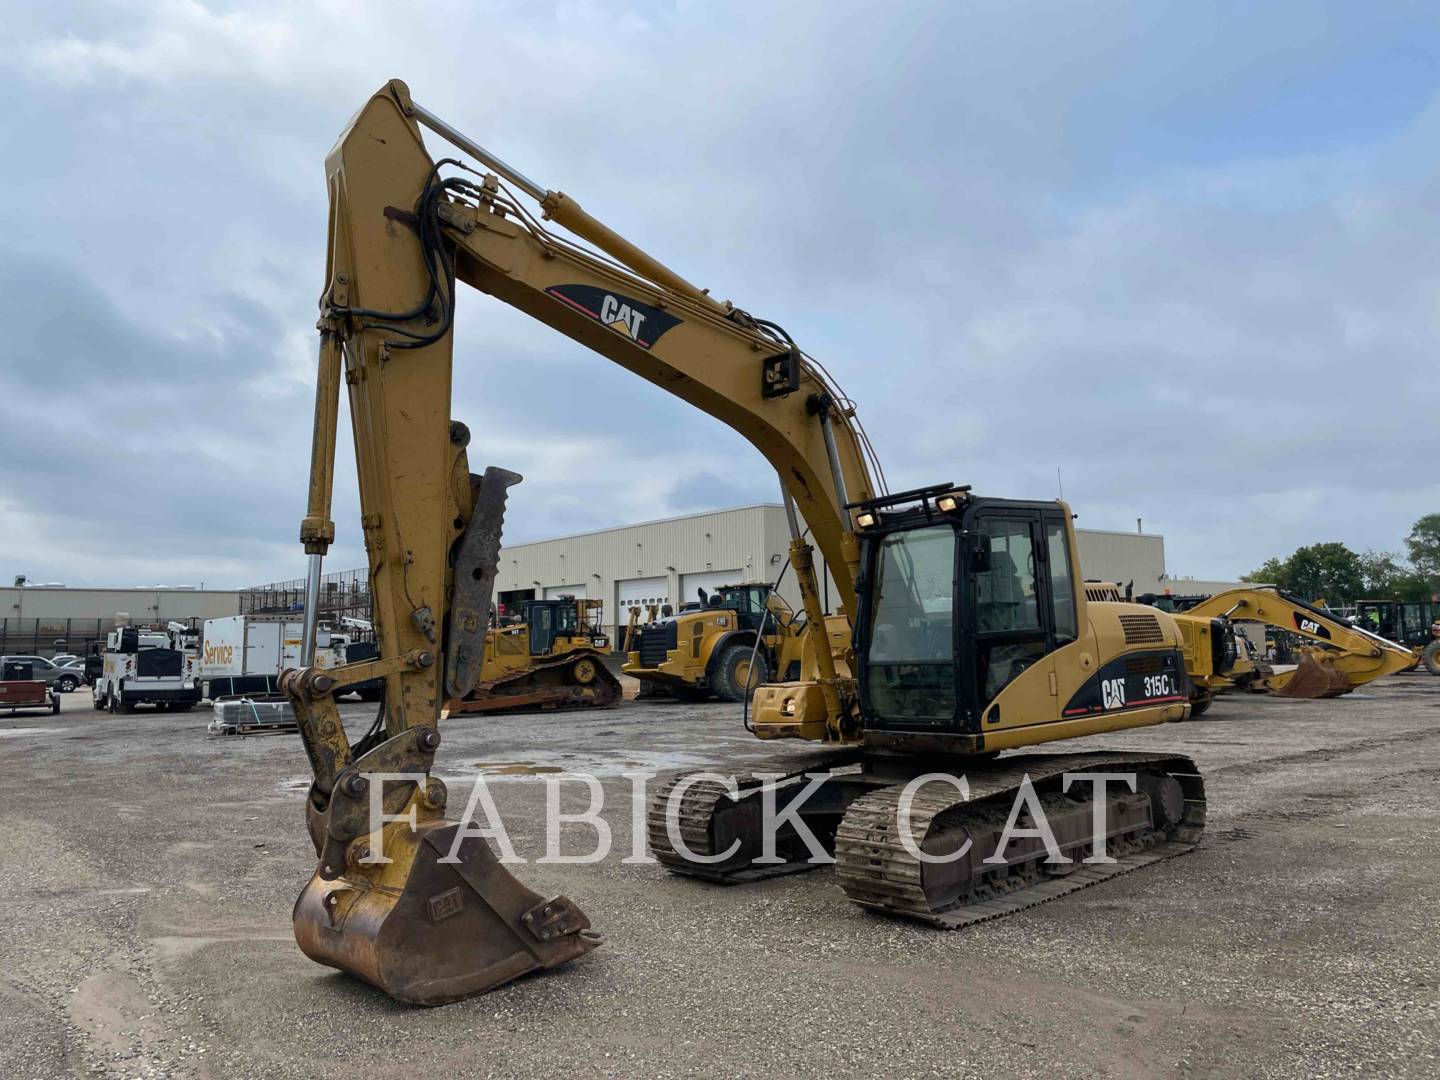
[1125,654,1165,676]
[636,623,677,667]
[1118,613,1164,645]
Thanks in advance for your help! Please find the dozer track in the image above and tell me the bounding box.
[835,751,1204,927]
[449,650,620,714]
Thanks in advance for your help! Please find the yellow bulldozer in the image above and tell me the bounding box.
[448,594,619,714]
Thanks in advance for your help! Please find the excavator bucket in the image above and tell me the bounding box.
[294,818,600,1006]
[295,817,599,1008]
[1270,651,1352,699]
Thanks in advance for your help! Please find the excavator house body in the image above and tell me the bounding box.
[847,494,1190,756]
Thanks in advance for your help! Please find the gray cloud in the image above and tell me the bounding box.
[3,1,1438,587]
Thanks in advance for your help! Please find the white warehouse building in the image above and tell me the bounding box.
[496,505,1170,640]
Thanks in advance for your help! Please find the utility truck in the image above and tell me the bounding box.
[91,623,201,713]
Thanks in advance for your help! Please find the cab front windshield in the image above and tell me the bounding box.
[863,524,956,722]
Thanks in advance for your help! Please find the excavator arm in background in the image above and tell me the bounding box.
[1183,587,1416,698]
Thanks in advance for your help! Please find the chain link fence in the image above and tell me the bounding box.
[241,566,372,624]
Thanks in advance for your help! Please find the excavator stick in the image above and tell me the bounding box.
[281,83,608,1003]
[1267,651,1353,699]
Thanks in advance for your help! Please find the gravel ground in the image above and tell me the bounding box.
[2,676,1438,1079]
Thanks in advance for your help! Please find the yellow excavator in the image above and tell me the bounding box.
[1179,586,1415,698]
[448,594,619,713]
[280,80,1207,1005]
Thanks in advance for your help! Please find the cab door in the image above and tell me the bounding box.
[528,603,558,656]
[969,509,1067,730]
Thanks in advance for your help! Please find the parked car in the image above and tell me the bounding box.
[51,653,81,667]
[0,655,83,693]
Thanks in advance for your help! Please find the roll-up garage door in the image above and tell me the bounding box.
[616,576,669,614]
[679,569,744,606]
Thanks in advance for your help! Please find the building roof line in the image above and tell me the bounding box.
[503,503,784,548]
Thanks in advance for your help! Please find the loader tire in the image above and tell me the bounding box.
[710,643,770,703]
[1424,641,1440,677]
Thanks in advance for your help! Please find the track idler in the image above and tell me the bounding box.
[292,727,600,1005]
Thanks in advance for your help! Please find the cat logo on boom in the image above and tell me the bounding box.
[1292,613,1332,639]
[544,284,683,350]
[600,294,646,341]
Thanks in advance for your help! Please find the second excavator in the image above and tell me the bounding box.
[280,80,1209,1004]
[1180,586,1416,698]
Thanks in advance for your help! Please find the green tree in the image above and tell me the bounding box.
[1405,514,1440,579]
[1359,550,1406,596]
[1245,542,1365,604]
[1243,557,1293,590]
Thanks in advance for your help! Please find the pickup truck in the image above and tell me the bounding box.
[0,654,83,694]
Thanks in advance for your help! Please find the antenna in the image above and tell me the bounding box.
[1056,467,1064,501]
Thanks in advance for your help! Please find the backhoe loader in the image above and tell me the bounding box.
[1182,587,1415,697]
[280,80,1208,1005]
[449,595,619,713]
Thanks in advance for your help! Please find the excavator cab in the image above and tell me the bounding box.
[852,486,1186,751]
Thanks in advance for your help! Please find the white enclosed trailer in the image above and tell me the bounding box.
[199,616,348,699]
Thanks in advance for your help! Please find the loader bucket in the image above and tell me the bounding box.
[294,818,600,1005]
[1271,651,1352,699]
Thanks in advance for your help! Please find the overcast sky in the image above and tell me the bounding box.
[3,1,1438,588]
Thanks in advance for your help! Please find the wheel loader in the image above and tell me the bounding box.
[449,595,619,713]
[280,80,1216,1005]
[623,582,815,702]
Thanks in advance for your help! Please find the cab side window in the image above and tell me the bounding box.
[976,521,1039,633]
[1044,520,1078,643]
